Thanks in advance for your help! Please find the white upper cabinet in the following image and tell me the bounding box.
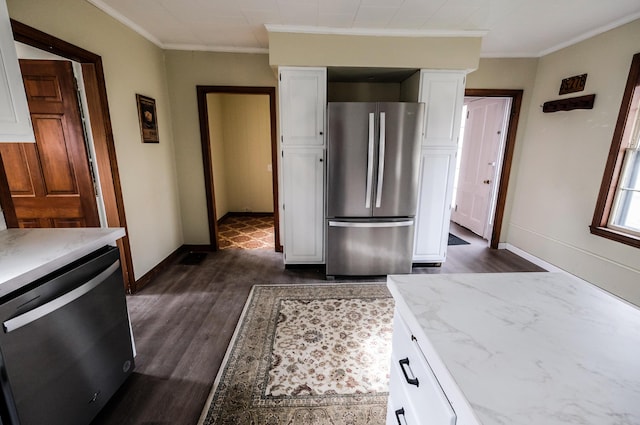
[279,67,326,147]
[0,0,34,143]
[419,70,465,147]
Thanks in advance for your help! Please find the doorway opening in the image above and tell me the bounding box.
[450,89,523,249]
[197,86,281,252]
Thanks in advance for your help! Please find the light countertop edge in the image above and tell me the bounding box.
[0,228,126,298]
[387,276,483,425]
[387,272,640,425]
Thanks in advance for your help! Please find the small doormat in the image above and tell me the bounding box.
[198,284,393,425]
[180,251,208,265]
[448,233,470,246]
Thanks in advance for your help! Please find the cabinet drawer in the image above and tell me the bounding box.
[387,359,423,425]
[390,311,456,425]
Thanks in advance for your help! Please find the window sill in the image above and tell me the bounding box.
[590,225,640,249]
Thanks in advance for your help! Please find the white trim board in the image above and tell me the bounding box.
[503,243,566,273]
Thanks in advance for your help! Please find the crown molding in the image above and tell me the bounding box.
[537,11,640,57]
[86,0,164,47]
[265,24,487,38]
[163,43,269,54]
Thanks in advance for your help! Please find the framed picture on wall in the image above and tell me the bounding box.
[136,94,159,143]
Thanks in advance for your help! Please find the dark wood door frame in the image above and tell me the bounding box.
[9,20,136,292]
[464,88,523,249]
[196,86,281,252]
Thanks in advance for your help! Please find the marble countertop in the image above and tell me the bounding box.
[0,227,125,298]
[387,272,640,425]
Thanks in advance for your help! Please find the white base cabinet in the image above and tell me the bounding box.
[281,148,325,264]
[413,148,457,263]
[387,309,456,425]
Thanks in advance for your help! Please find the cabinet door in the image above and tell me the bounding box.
[419,71,465,148]
[279,67,326,147]
[413,148,457,263]
[282,148,324,263]
[0,0,34,143]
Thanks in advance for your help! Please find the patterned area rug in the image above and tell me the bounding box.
[198,284,394,425]
[218,215,274,250]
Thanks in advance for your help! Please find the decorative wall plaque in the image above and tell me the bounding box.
[559,74,587,95]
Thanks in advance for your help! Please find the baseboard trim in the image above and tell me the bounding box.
[132,246,185,293]
[131,244,214,293]
[217,211,274,223]
[182,244,215,252]
[504,243,566,273]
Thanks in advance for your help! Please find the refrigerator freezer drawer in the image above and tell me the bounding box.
[326,219,415,276]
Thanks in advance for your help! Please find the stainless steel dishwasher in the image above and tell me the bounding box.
[0,245,134,425]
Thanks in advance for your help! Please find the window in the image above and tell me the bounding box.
[591,52,640,248]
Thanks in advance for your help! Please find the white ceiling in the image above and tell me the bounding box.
[87,0,640,57]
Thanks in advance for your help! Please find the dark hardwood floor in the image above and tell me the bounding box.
[91,231,545,425]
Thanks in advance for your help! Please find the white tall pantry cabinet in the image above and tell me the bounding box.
[278,67,326,264]
[413,71,465,264]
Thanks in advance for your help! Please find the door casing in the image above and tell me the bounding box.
[8,20,136,292]
[196,86,281,252]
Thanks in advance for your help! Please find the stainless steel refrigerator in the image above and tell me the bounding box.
[326,102,425,276]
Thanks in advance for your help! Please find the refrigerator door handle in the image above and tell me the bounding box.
[375,112,386,208]
[365,112,375,209]
[328,220,413,228]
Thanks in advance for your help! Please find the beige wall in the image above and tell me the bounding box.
[465,58,539,244]
[208,93,273,219]
[328,82,401,102]
[164,50,277,244]
[505,19,640,304]
[269,32,482,70]
[220,94,273,213]
[7,0,183,280]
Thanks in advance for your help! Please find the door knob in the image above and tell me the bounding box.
[483,180,490,184]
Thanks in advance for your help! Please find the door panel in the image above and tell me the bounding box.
[35,115,79,194]
[374,102,423,217]
[0,59,100,228]
[452,98,507,237]
[0,144,32,194]
[327,102,377,217]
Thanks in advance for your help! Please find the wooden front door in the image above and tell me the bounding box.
[0,59,100,228]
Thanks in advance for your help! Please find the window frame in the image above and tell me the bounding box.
[590,52,640,248]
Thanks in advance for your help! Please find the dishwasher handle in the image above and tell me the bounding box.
[3,260,121,333]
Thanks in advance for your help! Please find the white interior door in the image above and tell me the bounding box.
[451,98,508,237]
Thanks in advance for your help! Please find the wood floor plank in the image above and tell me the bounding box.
[91,240,545,425]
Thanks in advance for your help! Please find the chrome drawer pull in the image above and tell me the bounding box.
[395,408,406,425]
[399,357,420,387]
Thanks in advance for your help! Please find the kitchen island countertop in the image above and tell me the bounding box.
[0,227,125,298]
[387,272,640,425]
